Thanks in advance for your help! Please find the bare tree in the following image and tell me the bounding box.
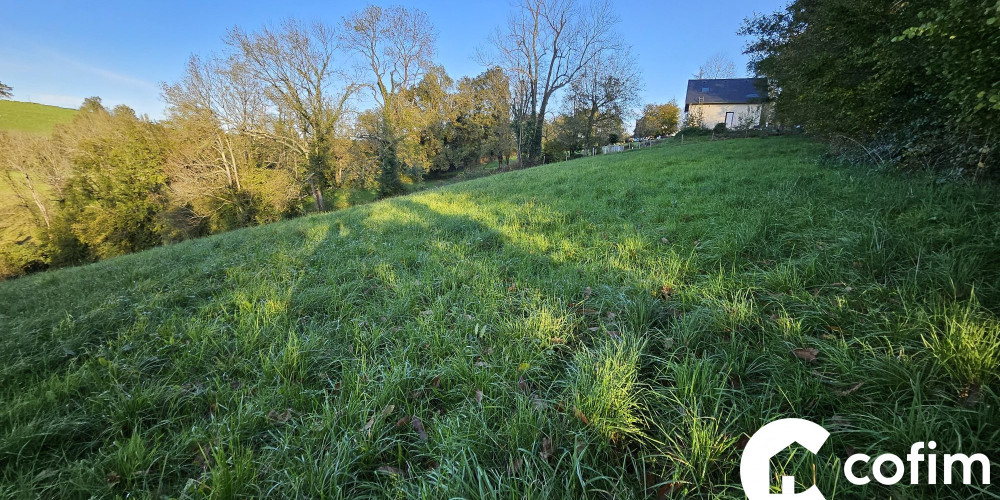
[694,53,738,79]
[0,82,12,99]
[484,0,619,166]
[340,5,437,193]
[162,55,265,205]
[566,44,643,150]
[339,5,437,124]
[225,20,361,210]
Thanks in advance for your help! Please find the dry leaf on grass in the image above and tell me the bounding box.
[411,416,427,441]
[475,389,483,405]
[792,347,819,362]
[655,481,683,499]
[267,409,292,424]
[377,466,404,476]
[573,407,590,425]
[507,457,523,475]
[836,381,863,396]
[540,436,552,461]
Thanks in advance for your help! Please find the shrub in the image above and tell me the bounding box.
[678,126,712,137]
[713,123,728,135]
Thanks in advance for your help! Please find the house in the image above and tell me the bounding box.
[684,78,767,129]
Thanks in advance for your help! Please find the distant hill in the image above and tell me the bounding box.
[0,100,77,135]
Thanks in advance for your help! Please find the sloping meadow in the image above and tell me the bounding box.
[1,137,998,498]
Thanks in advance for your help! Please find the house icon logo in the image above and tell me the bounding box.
[740,418,830,499]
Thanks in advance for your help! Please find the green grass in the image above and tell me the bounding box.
[0,100,76,135]
[1,136,999,498]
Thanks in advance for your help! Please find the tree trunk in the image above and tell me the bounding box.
[530,99,549,166]
[310,179,325,211]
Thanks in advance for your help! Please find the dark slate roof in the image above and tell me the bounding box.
[684,78,766,111]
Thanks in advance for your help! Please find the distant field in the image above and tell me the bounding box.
[0,100,76,135]
[1,137,998,498]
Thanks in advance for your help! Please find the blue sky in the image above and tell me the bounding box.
[1,0,787,121]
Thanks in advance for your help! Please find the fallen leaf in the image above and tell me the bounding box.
[550,337,565,344]
[377,466,404,476]
[573,407,590,425]
[411,416,428,441]
[656,481,683,499]
[395,416,411,428]
[518,374,529,392]
[268,409,292,424]
[735,434,751,450]
[379,404,395,419]
[959,384,981,407]
[540,436,553,461]
[532,397,547,411]
[361,416,376,436]
[661,237,669,244]
[430,375,441,388]
[475,389,483,404]
[588,327,599,332]
[792,347,819,362]
[193,446,212,470]
[421,309,433,316]
[660,285,673,299]
[837,382,863,396]
[517,362,530,372]
[106,471,121,485]
[577,308,599,315]
[607,330,620,339]
[507,457,523,475]
[583,286,592,299]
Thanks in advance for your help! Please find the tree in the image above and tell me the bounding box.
[57,102,171,260]
[340,5,437,191]
[634,101,681,138]
[486,0,619,166]
[0,82,11,99]
[741,0,1000,173]
[466,67,514,167]
[162,54,301,231]
[225,19,360,211]
[566,45,642,150]
[694,53,738,79]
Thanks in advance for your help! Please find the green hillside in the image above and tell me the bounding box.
[0,100,77,135]
[1,137,998,498]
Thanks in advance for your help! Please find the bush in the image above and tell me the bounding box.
[678,126,712,137]
[713,123,728,135]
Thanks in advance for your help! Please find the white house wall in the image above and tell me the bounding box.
[688,103,763,129]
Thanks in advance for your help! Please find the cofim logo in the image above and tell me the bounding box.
[739,418,991,499]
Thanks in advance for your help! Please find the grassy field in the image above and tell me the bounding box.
[1,137,998,498]
[0,101,76,135]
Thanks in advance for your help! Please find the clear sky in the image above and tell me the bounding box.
[1,0,788,121]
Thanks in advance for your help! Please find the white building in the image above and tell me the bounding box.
[684,78,768,129]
